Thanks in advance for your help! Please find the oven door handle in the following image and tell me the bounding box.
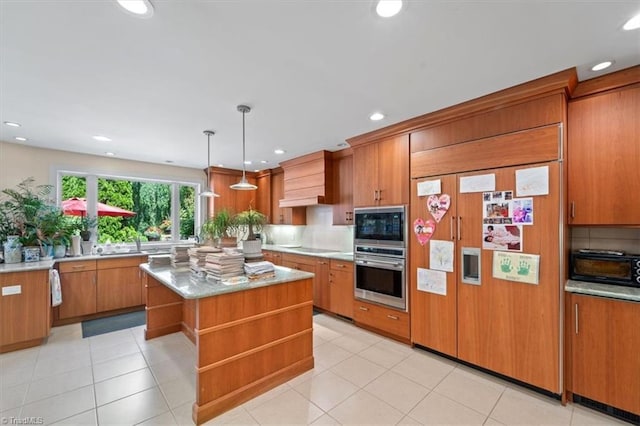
[355,259,404,270]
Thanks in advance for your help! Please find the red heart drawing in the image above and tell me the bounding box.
[413,218,436,246]
[427,194,451,223]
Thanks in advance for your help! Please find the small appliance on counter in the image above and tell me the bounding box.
[570,249,640,287]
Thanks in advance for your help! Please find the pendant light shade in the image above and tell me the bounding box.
[200,130,220,197]
[230,104,258,191]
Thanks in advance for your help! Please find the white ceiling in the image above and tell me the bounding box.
[1,1,639,171]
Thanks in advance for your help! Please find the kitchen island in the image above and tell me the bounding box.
[140,263,315,425]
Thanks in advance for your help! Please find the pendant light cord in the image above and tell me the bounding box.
[241,109,247,179]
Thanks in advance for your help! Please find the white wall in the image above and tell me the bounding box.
[571,227,640,253]
[0,141,205,191]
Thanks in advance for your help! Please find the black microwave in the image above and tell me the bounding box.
[354,206,406,247]
[570,250,640,287]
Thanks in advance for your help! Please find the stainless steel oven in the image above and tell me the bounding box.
[354,245,406,311]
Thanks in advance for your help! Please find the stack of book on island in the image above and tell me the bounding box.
[149,254,171,267]
[204,248,245,281]
[188,246,221,277]
[170,245,191,267]
[244,261,275,280]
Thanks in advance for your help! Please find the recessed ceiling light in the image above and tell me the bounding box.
[623,13,640,30]
[274,149,286,155]
[254,169,260,172]
[591,61,613,71]
[376,0,403,18]
[165,160,174,163]
[217,164,224,167]
[15,136,27,142]
[244,160,252,165]
[116,0,154,18]
[337,143,348,147]
[260,160,268,164]
[369,112,385,121]
[105,152,116,156]
[93,135,112,142]
[4,121,21,127]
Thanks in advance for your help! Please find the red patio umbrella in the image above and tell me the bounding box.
[62,197,136,217]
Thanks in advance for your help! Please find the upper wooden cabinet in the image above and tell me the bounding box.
[270,169,306,225]
[209,168,258,216]
[352,135,409,207]
[332,150,353,225]
[568,82,640,225]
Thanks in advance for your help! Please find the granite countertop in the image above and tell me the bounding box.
[565,279,640,303]
[261,244,354,262]
[0,259,56,273]
[141,263,315,299]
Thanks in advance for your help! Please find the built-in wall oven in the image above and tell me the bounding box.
[353,205,407,311]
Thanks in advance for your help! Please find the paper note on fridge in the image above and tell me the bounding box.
[417,268,447,296]
[459,174,495,193]
[516,166,549,196]
[417,179,441,196]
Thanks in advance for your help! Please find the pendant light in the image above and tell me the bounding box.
[200,130,220,197]
[230,104,258,190]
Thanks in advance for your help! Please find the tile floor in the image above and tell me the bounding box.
[0,314,628,425]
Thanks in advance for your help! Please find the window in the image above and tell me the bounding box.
[59,172,200,244]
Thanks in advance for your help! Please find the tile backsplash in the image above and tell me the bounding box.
[263,205,354,252]
[571,227,640,253]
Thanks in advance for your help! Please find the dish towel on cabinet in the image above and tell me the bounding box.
[50,269,62,307]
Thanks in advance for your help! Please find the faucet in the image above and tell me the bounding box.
[135,236,141,252]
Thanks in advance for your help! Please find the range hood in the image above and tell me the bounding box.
[278,150,333,207]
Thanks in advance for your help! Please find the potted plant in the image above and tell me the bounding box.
[201,209,238,247]
[78,215,98,241]
[235,207,266,255]
[144,226,161,241]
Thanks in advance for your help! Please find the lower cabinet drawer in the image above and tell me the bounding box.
[353,300,409,339]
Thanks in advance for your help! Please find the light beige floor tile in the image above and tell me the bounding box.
[241,382,291,411]
[93,352,148,383]
[171,401,195,426]
[483,418,506,425]
[490,387,572,425]
[408,392,486,425]
[330,354,386,387]
[88,328,136,350]
[0,407,21,424]
[0,365,34,388]
[46,323,83,344]
[433,368,505,415]
[0,346,40,371]
[373,337,415,356]
[24,366,93,404]
[358,340,411,369]
[96,386,169,425]
[142,342,195,367]
[330,332,376,354]
[285,368,326,388]
[90,338,141,364]
[32,350,92,380]
[328,389,405,425]
[149,357,194,385]
[246,388,323,425]
[398,414,424,425]
[137,410,178,425]
[0,382,29,411]
[311,413,341,425]
[392,351,455,389]
[203,405,258,425]
[364,370,431,414]
[313,341,353,368]
[95,367,157,406]
[20,385,95,424]
[37,339,90,361]
[570,404,630,425]
[50,408,97,425]
[293,370,359,411]
[313,335,328,348]
[158,375,196,409]
[313,324,343,342]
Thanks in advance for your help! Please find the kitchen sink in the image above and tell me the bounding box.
[100,250,142,256]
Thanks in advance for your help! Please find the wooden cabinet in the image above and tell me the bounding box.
[332,150,354,225]
[328,259,353,318]
[570,294,640,416]
[262,250,282,266]
[209,167,258,215]
[353,135,409,207]
[255,171,272,222]
[96,256,144,312]
[353,299,409,340]
[1,269,51,353]
[270,169,306,225]
[568,83,640,225]
[314,258,330,311]
[58,260,97,319]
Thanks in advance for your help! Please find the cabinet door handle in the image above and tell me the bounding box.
[570,202,575,219]
[457,216,462,241]
[336,264,345,268]
[318,261,327,265]
[93,275,96,284]
[359,306,369,311]
[575,303,579,334]
[450,216,455,241]
[72,265,86,270]
[387,315,399,320]
[373,190,378,201]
